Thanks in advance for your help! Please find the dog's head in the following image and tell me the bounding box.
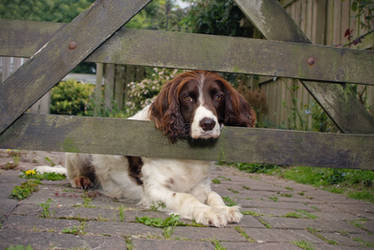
[150,71,256,142]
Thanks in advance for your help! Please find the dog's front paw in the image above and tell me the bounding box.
[193,207,228,227]
[225,205,242,223]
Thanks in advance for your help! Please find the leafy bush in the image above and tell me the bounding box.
[50,80,94,116]
[125,68,180,116]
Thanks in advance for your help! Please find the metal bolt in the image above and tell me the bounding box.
[68,41,77,50]
[307,57,315,65]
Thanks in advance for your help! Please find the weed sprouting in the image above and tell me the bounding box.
[10,180,40,200]
[40,198,53,218]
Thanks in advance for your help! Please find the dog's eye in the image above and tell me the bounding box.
[183,96,193,102]
[215,94,224,101]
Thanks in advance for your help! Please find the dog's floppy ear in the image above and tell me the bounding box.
[218,78,256,128]
[150,76,188,143]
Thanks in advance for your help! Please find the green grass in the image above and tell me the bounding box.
[150,201,166,211]
[348,190,374,203]
[257,217,272,228]
[234,226,255,242]
[284,212,303,219]
[6,245,33,250]
[222,196,237,206]
[136,214,186,239]
[268,196,278,202]
[353,237,374,247]
[280,193,293,198]
[292,240,315,250]
[217,176,231,181]
[296,210,317,219]
[212,178,221,184]
[124,236,133,250]
[62,222,86,235]
[349,218,370,233]
[228,188,239,194]
[44,157,55,166]
[307,227,337,245]
[40,198,53,218]
[212,240,226,250]
[10,180,40,200]
[82,196,96,208]
[241,210,262,217]
[229,162,374,203]
[21,171,66,181]
[119,205,125,222]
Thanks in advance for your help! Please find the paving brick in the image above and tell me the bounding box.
[242,228,324,243]
[230,215,265,228]
[263,217,363,233]
[132,239,214,250]
[240,199,312,210]
[172,227,245,241]
[318,232,366,247]
[0,229,126,250]
[4,215,80,233]
[85,220,163,238]
[221,242,301,250]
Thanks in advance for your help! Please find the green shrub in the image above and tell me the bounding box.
[125,68,180,116]
[50,80,94,116]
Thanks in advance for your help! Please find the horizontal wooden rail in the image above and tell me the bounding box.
[0,114,373,170]
[0,20,373,86]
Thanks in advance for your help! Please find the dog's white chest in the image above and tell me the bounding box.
[142,158,211,192]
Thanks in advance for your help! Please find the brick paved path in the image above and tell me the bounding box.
[0,150,373,249]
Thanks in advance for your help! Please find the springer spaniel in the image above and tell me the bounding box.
[60,71,256,227]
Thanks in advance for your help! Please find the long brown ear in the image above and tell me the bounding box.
[149,76,188,143]
[219,78,256,128]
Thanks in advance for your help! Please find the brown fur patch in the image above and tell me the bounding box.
[126,156,143,185]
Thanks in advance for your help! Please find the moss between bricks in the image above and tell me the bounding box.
[234,226,255,242]
[256,217,272,229]
[306,227,337,245]
[292,240,315,250]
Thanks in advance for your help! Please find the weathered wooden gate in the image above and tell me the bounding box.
[0,0,373,170]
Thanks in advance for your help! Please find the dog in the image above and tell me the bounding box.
[56,71,256,227]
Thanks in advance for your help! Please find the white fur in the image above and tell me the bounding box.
[34,165,66,175]
[61,103,241,227]
[190,105,221,139]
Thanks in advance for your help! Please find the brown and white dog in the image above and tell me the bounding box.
[51,71,256,227]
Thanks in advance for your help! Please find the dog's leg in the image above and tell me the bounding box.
[206,191,242,223]
[190,181,242,224]
[65,153,96,190]
[143,185,230,227]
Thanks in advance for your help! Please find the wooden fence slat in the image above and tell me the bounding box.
[0,114,372,170]
[104,64,115,111]
[0,0,151,134]
[1,20,374,86]
[234,0,374,133]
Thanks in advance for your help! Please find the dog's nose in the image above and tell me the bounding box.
[200,118,216,131]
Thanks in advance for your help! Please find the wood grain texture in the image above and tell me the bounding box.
[0,114,373,170]
[0,0,151,134]
[1,20,373,86]
[234,0,374,133]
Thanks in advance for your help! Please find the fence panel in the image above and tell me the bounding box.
[262,0,374,129]
[0,57,50,114]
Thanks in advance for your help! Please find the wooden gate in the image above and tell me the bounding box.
[0,0,373,170]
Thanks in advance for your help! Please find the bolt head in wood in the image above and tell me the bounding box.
[68,41,77,50]
[307,57,315,65]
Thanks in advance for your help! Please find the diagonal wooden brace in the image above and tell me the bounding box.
[234,0,374,133]
[0,0,151,135]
